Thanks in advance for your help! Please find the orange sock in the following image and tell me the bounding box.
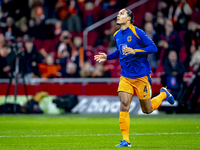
[151,92,167,111]
[119,111,130,143]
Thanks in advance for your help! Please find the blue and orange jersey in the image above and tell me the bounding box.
[107,24,157,79]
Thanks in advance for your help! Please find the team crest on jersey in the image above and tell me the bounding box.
[127,36,132,42]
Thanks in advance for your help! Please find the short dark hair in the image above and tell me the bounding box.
[125,8,134,24]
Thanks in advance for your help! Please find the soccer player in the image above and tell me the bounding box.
[94,8,175,147]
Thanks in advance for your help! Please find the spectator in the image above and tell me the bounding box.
[144,22,155,40]
[184,21,198,52]
[153,19,181,63]
[1,0,13,22]
[154,11,165,34]
[34,17,46,40]
[55,30,72,58]
[10,0,29,24]
[104,20,118,49]
[141,12,153,30]
[80,61,93,78]
[190,46,200,72]
[83,2,96,27]
[27,18,36,39]
[2,17,20,41]
[20,39,43,80]
[18,24,29,41]
[184,45,197,71]
[174,44,200,112]
[61,18,68,31]
[92,62,111,78]
[157,10,164,18]
[59,50,69,76]
[39,54,61,78]
[102,0,117,10]
[184,21,200,69]
[62,62,80,77]
[158,0,169,18]
[164,50,186,76]
[181,46,200,111]
[53,21,62,36]
[168,0,192,30]
[30,0,45,20]
[162,50,186,99]
[178,65,200,113]
[144,22,158,71]
[55,0,69,20]
[43,0,57,19]
[67,0,82,32]
[71,36,87,69]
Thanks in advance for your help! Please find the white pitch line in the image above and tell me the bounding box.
[0,132,199,138]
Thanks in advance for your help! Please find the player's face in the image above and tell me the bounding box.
[117,9,129,25]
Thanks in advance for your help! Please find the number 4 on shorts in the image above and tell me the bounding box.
[144,85,147,93]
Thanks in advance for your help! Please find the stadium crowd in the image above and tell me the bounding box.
[0,0,200,112]
[0,0,199,78]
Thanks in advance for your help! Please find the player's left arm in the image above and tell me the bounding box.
[134,28,158,54]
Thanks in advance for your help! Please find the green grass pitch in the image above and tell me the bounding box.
[0,114,200,150]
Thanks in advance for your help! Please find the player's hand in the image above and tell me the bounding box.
[94,52,107,63]
[123,47,135,55]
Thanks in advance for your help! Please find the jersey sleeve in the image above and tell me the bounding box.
[107,49,119,60]
[134,28,158,54]
[113,29,120,41]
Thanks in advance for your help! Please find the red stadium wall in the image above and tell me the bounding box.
[0,83,162,96]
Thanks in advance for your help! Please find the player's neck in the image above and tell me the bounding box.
[120,22,130,30]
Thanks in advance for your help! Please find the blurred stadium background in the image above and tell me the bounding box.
[0,0,200,149]
[0,0,200,114]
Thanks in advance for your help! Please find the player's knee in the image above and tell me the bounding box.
[120,100,130,111]
[121,100,129,107]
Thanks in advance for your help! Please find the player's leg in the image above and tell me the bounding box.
[136,75,174,114]
[139,98,153,114]
[139,84,168,114]
[119,91,133,142]
[119,91,133,112]
[116,76,133,147]
[116,92,132,147]
[140,87,174,113]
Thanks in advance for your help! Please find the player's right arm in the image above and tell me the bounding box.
[94,50,119,63]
